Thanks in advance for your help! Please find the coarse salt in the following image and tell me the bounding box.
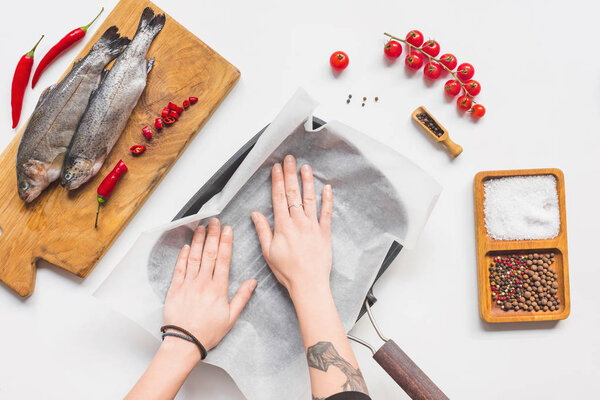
[483,175,560,240]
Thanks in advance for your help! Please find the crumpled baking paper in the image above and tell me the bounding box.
[94,88,441,400]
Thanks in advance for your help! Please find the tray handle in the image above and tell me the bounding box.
[373,339,448,400]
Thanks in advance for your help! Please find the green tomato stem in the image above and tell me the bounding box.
[384,32,477,104]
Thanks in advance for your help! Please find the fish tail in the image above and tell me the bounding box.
[91,26,131,61]
[135,7,166,39]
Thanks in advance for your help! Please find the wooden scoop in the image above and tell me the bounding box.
[412,106,462,158]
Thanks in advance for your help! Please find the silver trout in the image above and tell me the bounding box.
[16,26,130,202]
[61,8,165,190]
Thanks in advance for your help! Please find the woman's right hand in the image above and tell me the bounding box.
[251,155,333,300]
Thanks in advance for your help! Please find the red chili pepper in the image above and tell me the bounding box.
[154,117,163,130]
[162,116,175,125]
[189,96,198,104]
[95,159,128,228]
[32,8,104,89]
[161,107,170,118]
[168,109,179,120]
[142,125,152,139]
[168,101,178,110]
[11,35,44,128]
[130,145,146,155]
[182,100,190,109]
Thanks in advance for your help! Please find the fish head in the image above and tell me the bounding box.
[61,156,94,190]
[17,160,49,203]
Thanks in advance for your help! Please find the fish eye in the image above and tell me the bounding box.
[20,181,29,191]
[64,172,73,181]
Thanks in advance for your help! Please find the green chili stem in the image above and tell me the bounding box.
[94,202,101,229]
[26,35,44,57]
[81,7,104,32]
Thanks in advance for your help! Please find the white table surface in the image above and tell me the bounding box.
[1,0,598,398]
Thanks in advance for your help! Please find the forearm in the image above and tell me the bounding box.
[125,338,200,400]
[291,284,368,399]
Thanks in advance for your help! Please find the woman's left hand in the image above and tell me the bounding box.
[163,218,257,356]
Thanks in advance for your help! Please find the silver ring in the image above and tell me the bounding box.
[288,202,304,210]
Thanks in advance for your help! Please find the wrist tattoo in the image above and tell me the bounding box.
[307,341,368,396]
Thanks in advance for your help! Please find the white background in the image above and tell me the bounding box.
[0,0,598,399]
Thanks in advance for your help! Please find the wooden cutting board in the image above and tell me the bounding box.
[0,0,240,296]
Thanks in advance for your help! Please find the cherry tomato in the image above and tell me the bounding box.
[457,63,475,81]
[471,104,486,118]
[420,40,440,58]
[330,51,349,71]
[405,52,424,70]
[444,80,461,96]
[423,62,442,80]
[406,30,424,47]
[439,53,457,70]
[465,80,481,96]
[457,95,472,111]
[384,40,403,59]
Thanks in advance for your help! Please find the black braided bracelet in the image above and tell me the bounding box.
[160,325,207,360]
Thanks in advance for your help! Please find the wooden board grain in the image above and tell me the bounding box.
[473,168,570,323]
[0,0,239,296]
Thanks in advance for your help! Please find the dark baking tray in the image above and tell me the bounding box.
[172,118,402,320]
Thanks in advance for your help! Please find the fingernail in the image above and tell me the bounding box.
[273,163,282,172]
[249,279,257,290]
[251,212,258,221]
[183,244,190,249]
[325,184,332,192]
[301,164,310,172]
[285,154,294,162]
[223,225,232,235]
[210,217,219,224]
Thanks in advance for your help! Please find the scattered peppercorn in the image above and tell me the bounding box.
[362,103,365,107]
[362,97,367,101]
[348,94,352,99]
[375,97,379,102]
[346,99,350,104]
[488,253,560,313]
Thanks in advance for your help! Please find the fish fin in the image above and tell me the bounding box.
[146,58,155,74]
[91,26,131,61]
[87,69,109,103]
[47,153,66,182]
[35,83,56,108]
[135,7,166,39]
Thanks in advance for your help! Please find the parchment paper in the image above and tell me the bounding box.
[94,89,441,400]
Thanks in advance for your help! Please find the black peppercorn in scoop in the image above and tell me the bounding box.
[412,106,463,158]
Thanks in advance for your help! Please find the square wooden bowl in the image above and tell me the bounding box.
[473,168,571,323]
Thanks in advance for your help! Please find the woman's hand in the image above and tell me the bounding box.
[164,218,257,355]
[126,219,256,400]
[251,155,333,300]
[251,156,367,399]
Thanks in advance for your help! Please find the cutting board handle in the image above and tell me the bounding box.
[373,339,449,400]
